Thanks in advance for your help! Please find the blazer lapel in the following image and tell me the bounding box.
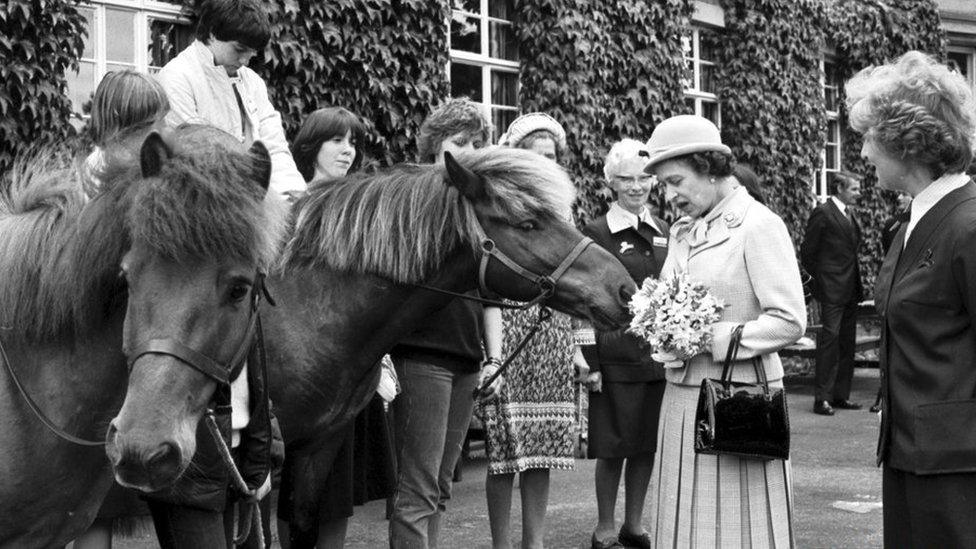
[686,220,730,260]
[826,199,857,246]
[895,183,976,283]
[874,227,904,317]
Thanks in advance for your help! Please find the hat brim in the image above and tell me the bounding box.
[645,143,732,171]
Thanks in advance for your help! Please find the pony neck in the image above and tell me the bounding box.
[264,248,479,443]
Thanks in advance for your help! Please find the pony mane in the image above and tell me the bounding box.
[0,125,288,343]
[279,147,575,283]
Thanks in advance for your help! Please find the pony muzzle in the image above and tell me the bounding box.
[105,420,191,492]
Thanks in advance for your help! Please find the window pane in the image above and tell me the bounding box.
[701,101,720,126]
[699,29,721,63]
[149,19,194,69]
[451,62,483,101]
[826,146,837,170]
[493,109,517,142]
[78,7,95,59]
[948,51,970,79]
[489,21,517,61]
[700,63,718,94]
[824,85,838,112]
[450,13,480,53]
[491,70,517,106]
[105,8,135,63]
[827,119,839,143]
[67,61,96,116]
[453,0,479,14]
[488,0,514,20]
[682,97,697,115]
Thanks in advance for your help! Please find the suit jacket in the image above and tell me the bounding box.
[874,180,976,474]
[800,198,863,304]
[581,208,669,382]
[660,186,806,387]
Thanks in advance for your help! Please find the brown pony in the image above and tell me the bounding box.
[111,147,637,538]
[0,125,285,547]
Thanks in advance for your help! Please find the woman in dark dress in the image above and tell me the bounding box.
[280,107,397,548]
[581,139,668,549]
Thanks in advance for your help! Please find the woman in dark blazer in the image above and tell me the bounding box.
[581,139,668,549]
[849,50,976,548]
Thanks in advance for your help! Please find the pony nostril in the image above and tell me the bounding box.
[619,284,635,303]
[105,423,121,463]
[145,442,182,484]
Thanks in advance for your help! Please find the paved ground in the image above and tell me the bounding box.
[108,369,884,548]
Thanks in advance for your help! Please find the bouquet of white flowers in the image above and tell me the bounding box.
[628,273,724,367]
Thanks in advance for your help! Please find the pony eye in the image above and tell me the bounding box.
[229,284,250,302]
[517,220,538,231]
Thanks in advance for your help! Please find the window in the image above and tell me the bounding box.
[449,0,519,140]
[681,26,721,127]
[948,46,976,94]
[67,1,192,121]
[818,58,842,200]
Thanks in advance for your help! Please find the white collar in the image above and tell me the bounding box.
[830,195,847,214]
[905,172,970,245]
[606,202,658,234]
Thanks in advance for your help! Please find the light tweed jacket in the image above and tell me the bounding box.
[661,186,806,387]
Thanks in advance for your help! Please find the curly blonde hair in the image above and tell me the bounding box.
[846,50,976,177]
[416,97,492,163]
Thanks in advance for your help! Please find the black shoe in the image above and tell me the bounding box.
[618,529,651,549]
[591,533,623,549]
[832,399,862,410]
[869,403,882,413]
[814,400,835,415]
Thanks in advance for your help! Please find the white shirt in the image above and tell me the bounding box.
[606,202,659,234]
[904,172,970,245]
[830,195,847,216]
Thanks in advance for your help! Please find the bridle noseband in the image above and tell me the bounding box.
[126,272,274,387]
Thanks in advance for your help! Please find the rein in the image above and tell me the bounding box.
[473,305,552,398]
[0,331,106,446]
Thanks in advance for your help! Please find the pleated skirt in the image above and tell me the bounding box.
[648,381,795,549]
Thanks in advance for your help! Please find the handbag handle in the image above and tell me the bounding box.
[719,325,769,394]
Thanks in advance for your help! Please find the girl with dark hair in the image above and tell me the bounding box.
[279,106,398,549]
[289,107,367,182]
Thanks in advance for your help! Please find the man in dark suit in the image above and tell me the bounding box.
[800,171,863,416]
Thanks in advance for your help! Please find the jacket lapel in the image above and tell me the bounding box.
[826,199,857,246]
[894,183,976,283]
[874,227,904,317]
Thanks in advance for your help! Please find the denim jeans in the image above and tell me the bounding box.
[389,358,478,549]
[147,497,269,549]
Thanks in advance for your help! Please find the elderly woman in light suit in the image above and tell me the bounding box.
[850,51,976,548]
[643,115,806,548]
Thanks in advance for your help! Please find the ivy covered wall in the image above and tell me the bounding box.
[0,0,86,175]
[709,0,828,244]
[828,0,946,294]
[513,0,696,224]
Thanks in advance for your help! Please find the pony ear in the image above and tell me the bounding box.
[140,132,172,178]
[443,151,485,199]
[248,141,272,192]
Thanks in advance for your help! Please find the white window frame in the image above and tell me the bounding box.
[819,56,842,201]
[682,26,721,127]
[69,0,188,121]
[448,0,520,139]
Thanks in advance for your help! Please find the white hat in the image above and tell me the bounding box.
[645,115,731,169]
[498,112,567,150]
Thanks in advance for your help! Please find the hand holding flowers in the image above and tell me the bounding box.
[628,274,724,368]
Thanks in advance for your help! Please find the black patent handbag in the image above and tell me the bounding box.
[694,325,790,461]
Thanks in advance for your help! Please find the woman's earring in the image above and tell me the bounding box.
[709,177,716,184]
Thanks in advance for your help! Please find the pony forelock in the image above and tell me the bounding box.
[278,147,575,283]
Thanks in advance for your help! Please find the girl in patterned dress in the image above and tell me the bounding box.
[476,113,589,549]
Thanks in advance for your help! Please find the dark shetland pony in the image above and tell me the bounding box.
[111,148,638,539]
[0,125,287,548]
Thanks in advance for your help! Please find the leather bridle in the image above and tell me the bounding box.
[126,272,274,388]
[417,234,595,311]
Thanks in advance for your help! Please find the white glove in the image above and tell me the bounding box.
[376,356,400,403]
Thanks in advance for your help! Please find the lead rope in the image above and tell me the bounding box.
[204,410,264,547]
[473,306,553,398]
